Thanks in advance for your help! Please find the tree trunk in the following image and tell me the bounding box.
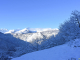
[79,23,80,28]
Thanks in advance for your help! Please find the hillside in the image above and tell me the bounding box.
[12,38,80,60]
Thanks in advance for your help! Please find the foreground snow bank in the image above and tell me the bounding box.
[12,39,80,60]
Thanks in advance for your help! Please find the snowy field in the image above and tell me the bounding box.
[12,39,80,60]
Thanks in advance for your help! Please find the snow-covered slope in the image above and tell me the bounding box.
[11,29,59,43]
[0,32,32,58]
[12,39,80,60]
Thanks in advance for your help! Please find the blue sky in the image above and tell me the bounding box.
[0,0,80,30]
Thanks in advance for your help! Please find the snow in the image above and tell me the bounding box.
[12,39,80,60]
[9,28,59,43]
[26,32,43,42]
[4,28,36,34]
[15,28,30,34]
[0,29,8,33]
[29,28,58,32]
[0,28,58,36]
[5,30,16,33]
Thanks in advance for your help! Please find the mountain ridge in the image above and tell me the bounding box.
[0,28,59,34]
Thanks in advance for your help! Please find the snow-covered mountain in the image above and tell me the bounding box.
[0,28,58,34]
[11,29,59,43]
[12,38,80,60]
[5,29,20,34]
[0,29,9,33]
[15,28,37,34]
[4,28,37,34]
[29,28,58,32]
[0,28,59,43]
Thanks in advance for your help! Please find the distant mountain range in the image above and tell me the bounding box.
[0,28,37,34]
[0,28,59,34]
[0,28,59,43]
[0,29,9,33]
[5,28,37,34]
